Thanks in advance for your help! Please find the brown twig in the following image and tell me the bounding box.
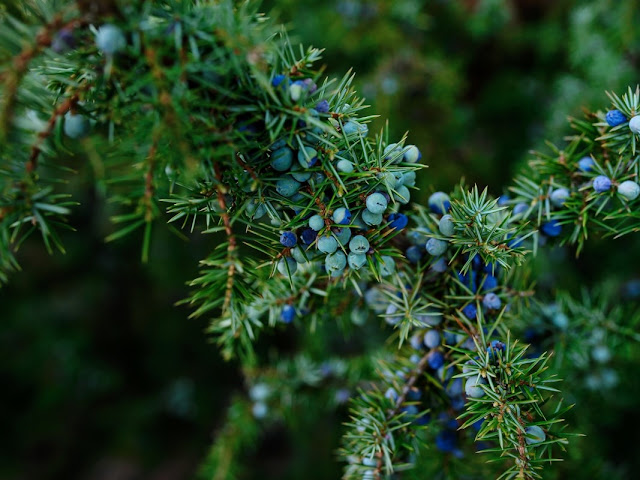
[214,163,237,312]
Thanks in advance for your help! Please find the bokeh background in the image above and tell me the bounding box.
[2,0,640,478]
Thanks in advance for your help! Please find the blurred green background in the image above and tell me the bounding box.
[2,0,640,478]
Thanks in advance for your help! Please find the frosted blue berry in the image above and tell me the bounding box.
[524,425,546,445]
[252,402,268,419]
[298,146,318,168]
[405,245,423,264]
[290,246,307,263]
[463,304,477,319]
[277,257,297,275]
[362,209,383,226]
[618,180,640,200]
[336,159,354,173]
[366,192,388,214]
[591,345,611,363]
[541,219,561,237]
[347,252,367,270]
[333,227,351,245]
[279,231,297,247]
[428,192,451,214]
[427,351,444,370]
[315,99,330,113]
[605,109,626,127]
[309,215,325,231]
[593,175,612,192]
[63,112,90,139]
[325,250,347,272]
[513,202,528,215]
[577,156,594,172]
[95,24,126,55]
[550,188,569,207]
[384,387,398,402]
[378,256,396,277]
[426,238,448,256]
[487,340,505,358]
[497,194,510,206]
[424,330,441,349]
[275,178,300,197]
[332,207,351,225]
[629,115,640,134]
[403,145,421,163]
[300,228,317,245]
[281,305,295,323]
[401,171,416,187]
[343,120,368,136]
[465,376,486,398]
[482,293,501,310]
[394,185,411,204]
[290,163,311,182]
[249,383,270,402]
[349,235,370,253]
[383,143,402,163]
[430,257,447,272]
[438,214,455,236]
[317,235,338,253]
[388,213,408,230]
[246,200,266,220]
[290,81,304,101]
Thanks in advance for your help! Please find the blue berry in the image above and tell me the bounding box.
[462,304,477,319]
[388,213,408,230]
[424,330,441,348]
[578,156,595,172]
[290,163,312,182]
[309,215,325,231]
[405,245,423,264]
[95,24,126,55]
[325,251,347,273]
[427,351,444,369]
[435,430,457,453]
[347,252,367,270]
[458,270,477,292]
[438,214,455,236]
[403,145,421,163]
[524,425,546,445]
[605,109,626,127]
[281,305,296,323]
[315,99,330,113]
[593,175,612,192]
[333,227,352,245]
[629,115,640,134]
[541,220,561,237]
[487,340,505,357]
[349,235,370,253]
[366,192,388,214]
[336,159,354,173]
[430,257,447,273]
[384,387,398,402]
[276,178,301,197]
[618,180,640,200]
[513,202,528,215]
[393,185,411,204]
[63,112,90,139]
[317,235,338,253]
[290,246,307,263]
[298,146,318,168]
[426,238,447,256]
[277,257,297,275]
[378,256,396,277]
[401,171,417,187]
[482,293,501,310]
[482,274,498,291]
[497,194,510,206]
[300,228,317,245]
[362,209,383,225]
[279,231,297,247]
[52,29,75,53]
[550,188,569,207]
[465,376,487,398]
[428,192,451,214]
[343,120,368,136]
[290,81,304,101]
[252,402,268,418]
[272,74,286,87]
[332,207,351,225]
[383,143,402,163]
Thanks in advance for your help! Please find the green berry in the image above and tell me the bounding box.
[366,192,388,214]
[318,235,338,253]
[349,235,370,253]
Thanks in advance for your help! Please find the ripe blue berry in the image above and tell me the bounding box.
[388,213,408,230]
[426,238,448,256]
[298,146,318,168]
[618,180,640,200]
[435,430,457,453]
[95,24,126,55]
[550,188,569,207]
[605,109,627,127]
[465,376,486,398]
[524,425,546,445]
[336,159,354,173]
[281,305,295,323]
[276,178,301,197]
[347,252,367,270]
[405,245,423,264]
[309,215,325,231]
[378,256,396,277]
[349,235,370,253]
[482,274,498,290]
[315,99,330,113]
[366,192,388,214]
[428,192,451,214]
[463,304,477,319]
[63,112,90,139]
[362,209,383,225]
[279,231,297,247]
[332,207,351,225]
[403,145,421,163]
[578,156,595,172]
[424,330,441,348]
[629,115,640,134]
[272,74,286,87]
[482,293,501,310]
[438,214,455,236]
[277,257,297,275]
[325,251,347,273]
[318,235,338,253]
[513,202,528,215]
[593,175,612,192]
[541,219,561,237]
[300,228,317,245]
[427,351,445,369]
